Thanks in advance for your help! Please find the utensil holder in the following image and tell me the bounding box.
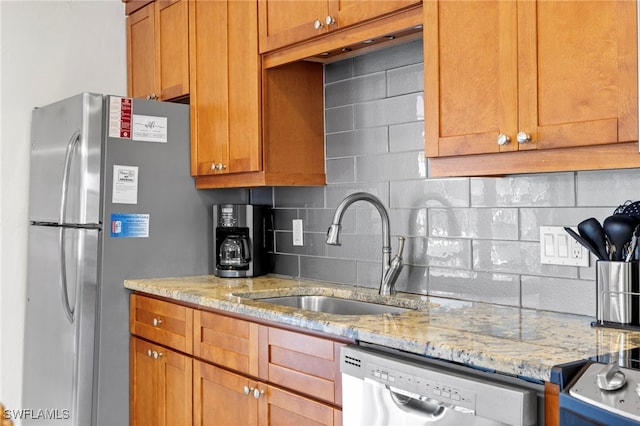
[596,261,639,325]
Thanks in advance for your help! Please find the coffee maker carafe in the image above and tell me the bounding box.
[213,204,272,277]
[219,235,250,268]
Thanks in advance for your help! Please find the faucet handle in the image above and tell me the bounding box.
[395,236,405,258]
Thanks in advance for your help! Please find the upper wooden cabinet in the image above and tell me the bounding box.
[126,0,189,101]
[189,0,325,188]
[424,0,639,176]
[258,0,422,53]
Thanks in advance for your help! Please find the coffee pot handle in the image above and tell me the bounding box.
[242,237,252,262]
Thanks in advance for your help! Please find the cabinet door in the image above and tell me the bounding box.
[329,0,421,30]
[131,336,160,426]
[157,0,189,100]
[130,337,192,426]
[260,327,344,406]
[127,3,157,100]
[190,0,261,177]
[259,384,340,426]
[519,0,638,150]
[194,360,259,426]
[258,0,329,53]
[424,0,519,157]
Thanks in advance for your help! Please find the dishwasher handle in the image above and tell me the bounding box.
[388,386,446,420]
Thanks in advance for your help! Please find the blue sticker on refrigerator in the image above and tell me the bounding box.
[110,213,150,238]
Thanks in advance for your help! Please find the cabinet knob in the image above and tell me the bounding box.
[516,131,532,144]
[243,385,254,396]
[211,163,227,171]
[253,388,265,399]
[147,349,153,357]
[497,133,511,146]
[313,19,323,30]
[146,93,158,101]
[152,350,163,359]
[152,317,163,327]
[325,15,335,26]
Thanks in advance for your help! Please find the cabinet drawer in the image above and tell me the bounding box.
[262,327,344,406]
[130,294,193,354]
[263,384,341,426]
[194,310,261,377]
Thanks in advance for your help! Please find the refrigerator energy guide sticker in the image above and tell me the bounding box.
[112,165,138,204]
[110,214,149,238]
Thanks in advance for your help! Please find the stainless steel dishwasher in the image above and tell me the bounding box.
[341,345,541,425]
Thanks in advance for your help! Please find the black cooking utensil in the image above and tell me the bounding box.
[603,214,637,261]
[578,217,610,261]
[564,227,603,260]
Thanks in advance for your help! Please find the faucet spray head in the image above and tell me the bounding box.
[326,224,341,245]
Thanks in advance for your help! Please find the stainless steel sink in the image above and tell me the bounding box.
[253,295,412,315]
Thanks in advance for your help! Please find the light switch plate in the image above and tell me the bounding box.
[292,219,303,246]
[539,226,590,267]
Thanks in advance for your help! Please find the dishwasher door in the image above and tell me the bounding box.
[341,345,538,426]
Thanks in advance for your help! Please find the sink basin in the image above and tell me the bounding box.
[253,295,412,315]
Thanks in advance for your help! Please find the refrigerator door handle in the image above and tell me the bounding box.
[58,227,75,323]
[59,130,81,225]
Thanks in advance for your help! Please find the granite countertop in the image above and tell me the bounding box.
[124,274,640,383]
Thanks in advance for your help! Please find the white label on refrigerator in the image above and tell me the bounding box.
[108,96,133,139]
[132,114,168,143]
[112,165,138,204]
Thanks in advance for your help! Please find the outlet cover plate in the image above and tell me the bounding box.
[540,226,590,267]
[292,219,303,246]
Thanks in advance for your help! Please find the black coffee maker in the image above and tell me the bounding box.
[213,204,272,277]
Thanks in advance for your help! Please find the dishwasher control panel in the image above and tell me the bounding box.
[366,360,476,411]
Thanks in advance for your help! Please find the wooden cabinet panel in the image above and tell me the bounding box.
[425,0,639,176]
[194,360,259,426]
[131,336,159,426]
[259,384,339,426]
[259,0,421,53]
[126,0,189,100]
[130,336,192,426]
[127,4,157,100]
[189,0,262,177]
[194,309,261,376]
[521,0,637,150]
[258,0,329,53]
[330,0,420,30]
[261,327,344,405]
[157,0,189,100]
[130,294,193,354]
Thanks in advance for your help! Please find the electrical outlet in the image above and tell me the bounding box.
[539,226,590,267]
[292,219,303,246]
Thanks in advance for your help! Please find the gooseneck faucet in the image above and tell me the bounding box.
[326,192,405,296]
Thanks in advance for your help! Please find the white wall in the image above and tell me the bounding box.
[0,0,126,412]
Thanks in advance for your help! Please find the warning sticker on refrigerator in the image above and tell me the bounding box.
[108,97,133,139]
[112,165,138,204]
[110,213,149,238]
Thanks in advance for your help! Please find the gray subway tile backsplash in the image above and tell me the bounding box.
[266,39,639,318]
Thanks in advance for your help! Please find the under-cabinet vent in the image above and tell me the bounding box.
[343,354,362,368]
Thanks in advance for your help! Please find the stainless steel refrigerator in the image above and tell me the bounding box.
[23,93,218,425]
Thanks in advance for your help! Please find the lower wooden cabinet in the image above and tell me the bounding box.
[130,294,350,425]
[194,360,340,426]
[130,336,193,426]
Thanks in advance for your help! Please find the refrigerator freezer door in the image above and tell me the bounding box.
[29,92,103,225]
[22,225,98,426]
